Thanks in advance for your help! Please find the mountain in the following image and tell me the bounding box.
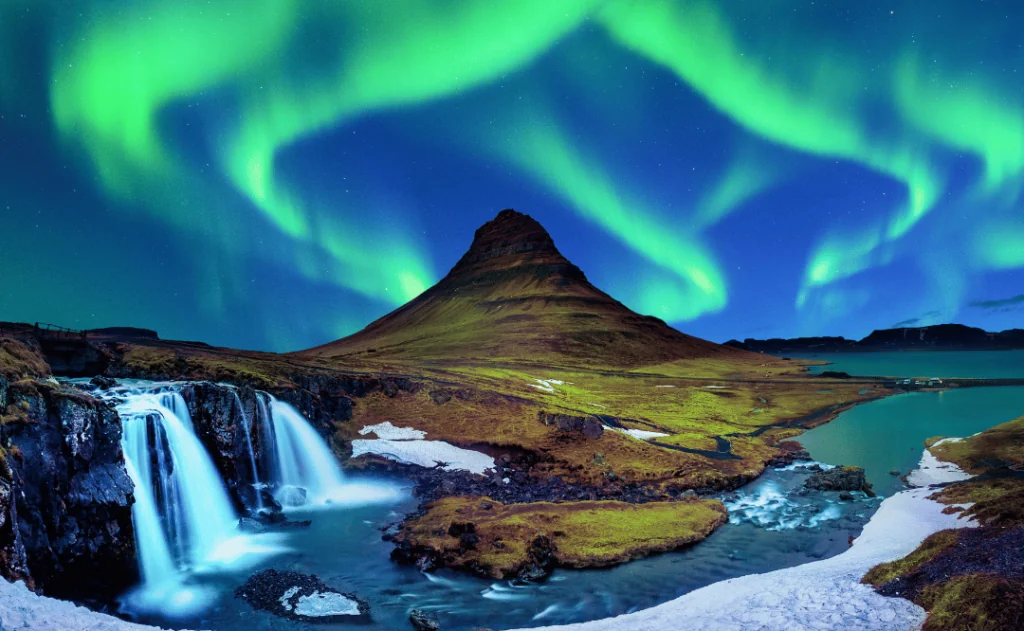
[302,209,746,367]
[726,324,1024,354]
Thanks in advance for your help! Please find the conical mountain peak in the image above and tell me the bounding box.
[302,208,739,367]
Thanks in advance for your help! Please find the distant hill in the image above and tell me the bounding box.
[726,324,1024,354]
[301,209,751,368]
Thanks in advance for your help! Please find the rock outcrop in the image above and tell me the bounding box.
[804,466,876,497]
[0,378,136,600]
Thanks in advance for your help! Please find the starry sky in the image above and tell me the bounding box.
[1,0,1022,352]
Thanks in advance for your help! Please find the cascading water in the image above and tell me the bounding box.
[230,390,263,510]
[90,382,288,617]
[118,390,240,571]
[267,395,347,506]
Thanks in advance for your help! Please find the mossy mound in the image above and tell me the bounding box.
[391,496,727,579]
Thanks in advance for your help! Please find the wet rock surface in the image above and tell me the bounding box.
[235,569,370,622]
[804,465,876,497]
[409,608,441,631]
[0,379,136,600]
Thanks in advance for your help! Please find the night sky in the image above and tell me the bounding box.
[1,0,1022,352]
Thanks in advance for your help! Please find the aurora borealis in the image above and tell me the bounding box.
[1,0,1022,351]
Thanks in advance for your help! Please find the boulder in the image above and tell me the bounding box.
[804,466,876,497]
[539,412,604,439]
[235,569,369,622]
[410,608,441,631]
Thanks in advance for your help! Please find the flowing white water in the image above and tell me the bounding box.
[230,390,263,510]
[268,395,347,505]
[93,382,289,617]
[118,392,240,569]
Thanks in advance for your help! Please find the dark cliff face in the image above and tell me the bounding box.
[0,378,136,600]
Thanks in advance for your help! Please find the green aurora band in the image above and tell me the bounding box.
[25,0,1024,337]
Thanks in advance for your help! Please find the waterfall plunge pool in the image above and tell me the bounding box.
[73,378,1024,630]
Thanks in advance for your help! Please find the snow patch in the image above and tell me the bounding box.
[528,378,568,393]
[703,385,727,389]
[293,591,362,617]
[655,385,675,389]
[351,439,495,475]
[907,438,972,487]
[609,427,669,441]
[358,421,426,440]
[516,451,976,631]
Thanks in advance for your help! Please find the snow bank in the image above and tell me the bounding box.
[351,438,495,475]
[357,421,426,440]
[906,438,972,487]
[0,579,180,631]
[514,451,976,631]
[352,422,494,475]
[608,427,669,441]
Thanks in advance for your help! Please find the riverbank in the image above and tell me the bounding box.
[510,456,974,631]
[0,445,972,631]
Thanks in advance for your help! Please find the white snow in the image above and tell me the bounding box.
[279,586,300,611]
[528,378,568,393]
[293,591,361,617]
[514,451,976,631]
[609,427,669,441]
[0,579,181,631]
[655,385,676,388]
[906,438,972,487]
[703,385,728,389]
[351,438,495,475]
[357,421,426,440]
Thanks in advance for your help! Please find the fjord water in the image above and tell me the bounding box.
[800,350,1024,379]
[799,386,1024,497]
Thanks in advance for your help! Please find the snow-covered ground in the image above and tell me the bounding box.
[512,450,975,631]
[0,580,180,631]
[352,422,495,475]
[906,438,972,487]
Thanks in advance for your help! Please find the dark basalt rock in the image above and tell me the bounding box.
[539,412,603,439]
[409,608,441,631]
[804,465,876,497]
[0,380,136,600]
[235,569,370,622]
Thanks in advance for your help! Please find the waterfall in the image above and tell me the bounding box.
[117,391,240,572]
[268,395,346,506]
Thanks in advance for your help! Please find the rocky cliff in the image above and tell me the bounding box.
[0,376,136,601]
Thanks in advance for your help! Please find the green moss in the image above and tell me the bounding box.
[918,574,1024,631]
[396,496,727,577]
[863,529,961,586]
[0,338,49,380]
[0,445,10,481]
[934,477,1024,528]
[932,416,1024,473]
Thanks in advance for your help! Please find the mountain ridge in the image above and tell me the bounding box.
[726,323,1024,354]
[302,209,748,367]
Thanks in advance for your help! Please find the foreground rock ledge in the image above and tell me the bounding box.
[390,496,727,580]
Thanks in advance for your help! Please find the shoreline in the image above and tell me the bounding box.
[511,461,975,631]
[1,446,974,631]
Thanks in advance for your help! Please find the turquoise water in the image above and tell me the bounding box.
[799,387,1024,496]
[796,350,1024,379]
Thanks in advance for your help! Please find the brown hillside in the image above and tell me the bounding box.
[302,209,750,368]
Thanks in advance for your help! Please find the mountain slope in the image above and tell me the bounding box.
[302,209,745,367]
